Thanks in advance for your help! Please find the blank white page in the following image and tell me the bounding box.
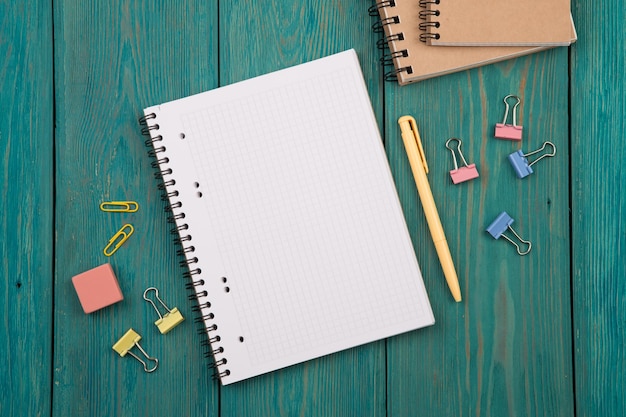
[143,49,434,384]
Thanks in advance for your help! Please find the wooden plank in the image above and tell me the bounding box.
[218,2,386,416]
[0,2,53,416]
[52,1,219,415]
[571,1,626,416]
[384,50,574,415]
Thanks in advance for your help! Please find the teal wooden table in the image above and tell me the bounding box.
[1,1,624,416]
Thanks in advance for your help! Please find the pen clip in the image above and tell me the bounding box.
[405,117,429,174]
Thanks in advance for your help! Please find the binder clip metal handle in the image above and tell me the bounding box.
[445,138,479,184]
[143,287,185,334]
[112,328,159,373]
[486,211,532,256]
[495,95,523,140]
[507,141,556,179]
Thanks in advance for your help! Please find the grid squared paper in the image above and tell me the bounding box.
[149,50,433,383]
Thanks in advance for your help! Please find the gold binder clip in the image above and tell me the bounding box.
[112,328,158,373]
[143,287,185,334]
[100,201,139,213]
[103,224,134,257]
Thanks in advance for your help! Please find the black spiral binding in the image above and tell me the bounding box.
[369,0,412,82]
[139,113,230,381]
[418,0,441,42]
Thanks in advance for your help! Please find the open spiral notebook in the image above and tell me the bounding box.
[140,50,434,384]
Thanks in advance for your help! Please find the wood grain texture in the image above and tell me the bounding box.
[53,1,218,416]
[384,49,574,416]
[571,1,626,416]
[218,1,386,416]
[6,0,625,415]
[0,2,53,416]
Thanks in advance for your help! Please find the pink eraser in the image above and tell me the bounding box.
[450,164,479,184]
[72,263,124,314]
[494,123,523,140]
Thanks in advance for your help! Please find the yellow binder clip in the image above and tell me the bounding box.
[112,328,158,373]
[100,201,139,213]
[143,287,185,334]
[103,224,134,257]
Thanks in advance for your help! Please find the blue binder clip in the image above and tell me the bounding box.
[486,211,532,255]
[507,141,556,179]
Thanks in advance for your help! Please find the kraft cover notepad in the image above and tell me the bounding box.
[375,0,576,85]
[140,50,434,385]
[419,0,573,46]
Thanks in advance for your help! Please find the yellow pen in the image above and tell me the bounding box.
[398,115,462,302]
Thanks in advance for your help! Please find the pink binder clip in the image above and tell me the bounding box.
[445,138,479,184]
[494,95,523,140]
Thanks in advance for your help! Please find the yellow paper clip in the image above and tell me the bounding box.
[143,287,185,334]
[100,201,139,213]
[112,328,158,373]
[103,224,134,257]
